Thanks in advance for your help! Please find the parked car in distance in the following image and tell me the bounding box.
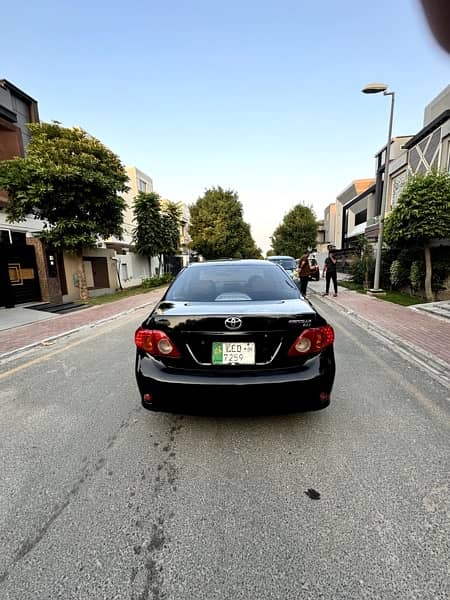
[308,257,320,281]
[265,255,298,282]
[135,259,336,414]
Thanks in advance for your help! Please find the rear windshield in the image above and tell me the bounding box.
[266,257,296,270]
[166,264,300,302]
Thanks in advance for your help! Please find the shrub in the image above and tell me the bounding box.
[409,261,424,293]
[350,236,375,287]
[389,259,410,290]
[431,258,450,293]
[141,273,174,289]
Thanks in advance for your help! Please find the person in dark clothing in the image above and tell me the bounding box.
[297,251,311,297]
[322,248,338,296]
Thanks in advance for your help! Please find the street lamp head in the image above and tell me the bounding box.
[362,83,388,94]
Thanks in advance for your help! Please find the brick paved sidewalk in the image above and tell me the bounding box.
[309,283,450,368]
[0,288,166,358]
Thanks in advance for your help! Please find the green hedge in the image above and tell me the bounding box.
[141,273,174,289]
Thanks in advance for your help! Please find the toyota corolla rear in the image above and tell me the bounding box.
[134,260,335,413]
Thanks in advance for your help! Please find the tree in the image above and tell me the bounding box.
[0,123,128,301]
[158,201,181,276]
[270,204,318,257]
[384,171,450,300]
[133,195,181,276]
[133,191,162,274]
[238,222,263,259]
[189,187,261,259]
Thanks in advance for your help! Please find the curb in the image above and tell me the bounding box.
[410,304,450,322]
[0,298,158,362]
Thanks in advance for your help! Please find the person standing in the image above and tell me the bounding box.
[297,251,311,297]
[322,247,338,296]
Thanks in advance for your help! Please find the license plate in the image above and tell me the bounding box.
[212,342,255,365]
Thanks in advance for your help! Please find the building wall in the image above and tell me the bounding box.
[62,248,118,302]
[335,183,361,248]
[408,127,442,175]
[105,165,167,288]
[178,202,192,257]
[324,204,336,246]
[26,237,62,304]
[406,86,450,180]
[0,81,38,204]
[115,252,152,288]
[0,120,23,164]
[0,211,46,236]
[346,196,368,237]
[0,86,13,112]
[423,85,450,125]
[440,121,450,170]
[390,169,408,209]
[11,95,33,151]
[123,166,154,238]
[0,81,38,154]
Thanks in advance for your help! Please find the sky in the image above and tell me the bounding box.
[3,0,449,254]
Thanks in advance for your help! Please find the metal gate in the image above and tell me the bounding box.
[164,255,183,275]
[0,242,41,306]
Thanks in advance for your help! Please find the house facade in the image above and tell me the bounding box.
[400,85,450,195]
[104,166,159,288]
[330,85,450,252]
[0,79,63,307]
[334,179,375,249]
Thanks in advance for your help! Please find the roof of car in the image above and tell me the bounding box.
[188,259,274,268]
[266,255,295,260]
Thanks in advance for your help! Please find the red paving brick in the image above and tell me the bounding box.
[320,288,450,365]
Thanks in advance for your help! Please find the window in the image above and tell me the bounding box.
[0,229,12,244]
[354,210,367,226]
[166,263,299,302]
[266,257,296,270]
[138,179,147,193]
[11,231,26,245]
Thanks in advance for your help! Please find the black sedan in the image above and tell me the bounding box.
[135,259,335,413]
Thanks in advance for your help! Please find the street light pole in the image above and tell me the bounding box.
[362,83,395,293]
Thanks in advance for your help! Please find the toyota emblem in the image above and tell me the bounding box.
[225,316,242,330]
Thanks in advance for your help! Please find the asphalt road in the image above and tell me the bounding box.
[0,299,449,600]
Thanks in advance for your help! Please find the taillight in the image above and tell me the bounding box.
[288,325,335,356]
[134,328,181,358]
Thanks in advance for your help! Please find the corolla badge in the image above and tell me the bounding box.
[225,316,242,330]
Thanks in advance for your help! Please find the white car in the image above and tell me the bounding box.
[266,255,299,281]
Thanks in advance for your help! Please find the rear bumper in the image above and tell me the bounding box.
[135,350,335,409]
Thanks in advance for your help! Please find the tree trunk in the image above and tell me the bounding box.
[158,254,163,277]
[76,248,89,302]
[364,260,369,290]
[424,242,433,301]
